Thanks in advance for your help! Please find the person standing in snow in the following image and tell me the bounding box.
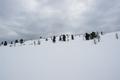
[20,39,24,44]
[38,40,41,45]
[115,33,119,39]
[40,36,42,39]
[15,40,19,44]
[85,33,90,40]
[45,38,48,41]
[52,36,56,43]
[101,32,103,35]
[0,41,3,46]
[63,34,66,42]
[90,32,96,39]
[4,41,7,46]
[71,35,74,40]
[96,32,101,42]
[34,41,36,46]
[66,34,69,41]
[59,35,62,41]
[14,40,19,46]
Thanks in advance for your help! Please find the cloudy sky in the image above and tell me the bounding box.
[0,0,120,41]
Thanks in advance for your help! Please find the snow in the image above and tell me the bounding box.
[0,32,120,80]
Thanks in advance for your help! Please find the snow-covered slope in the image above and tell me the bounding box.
[0,32,120,80]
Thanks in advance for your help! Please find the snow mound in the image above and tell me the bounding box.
[0,32,120,80]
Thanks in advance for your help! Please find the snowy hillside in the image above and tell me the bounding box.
[0,32,120,80]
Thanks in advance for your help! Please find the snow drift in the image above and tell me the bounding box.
[0,32,120,80]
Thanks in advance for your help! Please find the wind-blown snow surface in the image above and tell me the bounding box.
[0,32,120,80]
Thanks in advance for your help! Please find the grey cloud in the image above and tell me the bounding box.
[0,0,120,41]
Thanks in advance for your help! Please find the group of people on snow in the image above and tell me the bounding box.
[85,32,100,40]
[50,34,75,43]
[1,31,115,47]
[0,39,24,47]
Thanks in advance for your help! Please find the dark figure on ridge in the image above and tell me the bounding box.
[52,36,56,43]
[85,33,90,40]
[11,41,13,44]
[20,39,24,44]
[90,32,96,39]
[63,35,66,41]
[59,35,62,41]
[0,41,4,46]
[66,34,69,41]
[116,33,119,39]
[40,36,42,39]
[15,40,19,44]
[4,41,7,46]
[101,32,103,35]
[46,38,48,41]
[71,35,74,40]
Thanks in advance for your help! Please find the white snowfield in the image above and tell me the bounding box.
[0,32,120,80]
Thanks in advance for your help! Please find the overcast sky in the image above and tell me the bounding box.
[0,0,120,41]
